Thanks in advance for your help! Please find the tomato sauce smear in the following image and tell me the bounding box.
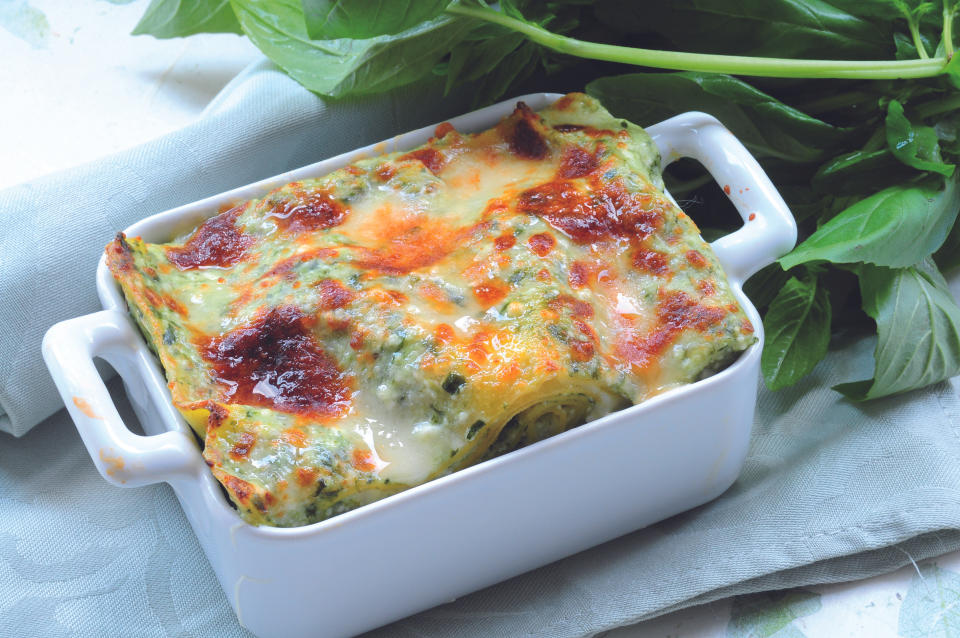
[221,475,255,505]
[472,279,509,307]
[517,177,664,244]
[685,250,709,268]
[527,232,556,257]
[399,148,446,175]
[107,233,136,273]
[506,102,548,159]
[494,234,516,251]
[633,247,668,274]
[434,122,456,139]
[568,261,590,288]
[167,207,253,270]
[316,278,355,310]
[268,187,346,234]
[201,305,351,418]
[349,218,488,276]
[549,294,594,319]
[617,290,728,370]
[557,147,599,179]
[229,431,257,461]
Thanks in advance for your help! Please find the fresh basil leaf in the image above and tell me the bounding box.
[945,49,960,90]
[835,259,960,399]
[835,0,944,51]
[761,274,832,390]
[886,100,955,177]
[934,219,960,272]
[132,0,241,38]
[444,29,525,95]
[814,194,864,225]
[442,0,580,95]
[812,148,918,195]
[499,0,527,19]
[301,0,449,40]
[744,264,792,312]
[780,174,960,269]
[773,184,829,224]
[934,112,960,156]
[893,31,921,59]
[587,73,850,163]
[891,28,939,60]
[831,0,937,20]
[230,0,475,97]
[465,40,538,105]
[594,0,893,60]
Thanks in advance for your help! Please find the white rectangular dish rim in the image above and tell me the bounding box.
[42,92,796,637]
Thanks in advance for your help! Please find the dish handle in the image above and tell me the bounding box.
[42,310,203,487]
[646,112,797,284]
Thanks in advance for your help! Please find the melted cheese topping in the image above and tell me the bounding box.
[106,93,755,527]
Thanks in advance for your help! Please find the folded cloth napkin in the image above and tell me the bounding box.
[3,60,960,637]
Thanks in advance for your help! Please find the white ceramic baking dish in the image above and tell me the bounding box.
[42,93,796,638]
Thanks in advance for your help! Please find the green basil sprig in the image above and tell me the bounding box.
[762,275,833,391]
[836,260,960,399]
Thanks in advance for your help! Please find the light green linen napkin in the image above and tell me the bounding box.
[2,60,960,637]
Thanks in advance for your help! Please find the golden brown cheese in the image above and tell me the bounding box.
[107,93,755,527]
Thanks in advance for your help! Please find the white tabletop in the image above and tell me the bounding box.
[0,0,259,190]
[3,2,958,636]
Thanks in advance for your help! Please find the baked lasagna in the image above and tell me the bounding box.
[107,93,755,527]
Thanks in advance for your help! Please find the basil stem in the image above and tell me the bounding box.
[446,3,951,80]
